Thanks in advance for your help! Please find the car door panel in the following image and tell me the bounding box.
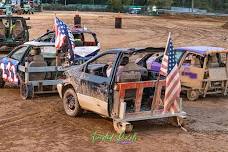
[180,65,204,89]
[0,46,28,85]
[77,93,109,116]
[78,72,110,116]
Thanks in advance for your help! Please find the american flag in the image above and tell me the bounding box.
[161,37,181,113]
[54,17,75,60]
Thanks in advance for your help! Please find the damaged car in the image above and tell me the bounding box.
[57,47,186,133]
[176,46,228,101]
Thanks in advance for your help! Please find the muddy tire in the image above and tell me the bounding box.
[0,77,5,88]
[20,82,33,100]
[113,121,133,134]
[169,116,185,127]
[187,89,199,101]
[63,88,82,117]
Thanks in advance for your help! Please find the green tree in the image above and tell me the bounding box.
[147,0,159,5]
[107,0,122,12]
[147,0,173,8]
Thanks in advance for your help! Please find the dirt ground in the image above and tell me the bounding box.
[223,22,228,29]
[1,11,228,152]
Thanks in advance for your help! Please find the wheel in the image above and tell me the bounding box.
[63,88,82,117]
[187,89,199,101]
[113,121,133,134]
[0,77,5,88]
[168,116,185,127]
[20,82,33,100]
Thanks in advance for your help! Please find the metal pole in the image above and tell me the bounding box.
[191,0,194,12]
[65,0,66,6]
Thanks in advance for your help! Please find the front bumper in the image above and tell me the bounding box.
[57,83,63,98]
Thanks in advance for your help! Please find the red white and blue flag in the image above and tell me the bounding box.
[54,17,75,60]
[161,36,181,113]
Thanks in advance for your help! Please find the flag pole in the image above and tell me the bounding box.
[152,32,171,111]
[54,13,58,67]
[163,32,171,56]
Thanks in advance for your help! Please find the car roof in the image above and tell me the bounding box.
[24,41,55,47]
[176,46,228,55]
[106,47,165,54]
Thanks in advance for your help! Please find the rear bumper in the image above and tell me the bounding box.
[115,110,187,122]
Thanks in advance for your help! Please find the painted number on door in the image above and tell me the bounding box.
[0,61,18,84]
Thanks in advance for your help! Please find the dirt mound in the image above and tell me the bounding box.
[222,22,228,29]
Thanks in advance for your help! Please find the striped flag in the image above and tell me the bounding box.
[159,54,168,76]
[54,17,75,61]
[162,37,181,113]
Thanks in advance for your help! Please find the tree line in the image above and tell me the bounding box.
[42,0,228,12]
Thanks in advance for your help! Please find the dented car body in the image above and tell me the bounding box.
[175,46,228,101]
[57,47,186,133]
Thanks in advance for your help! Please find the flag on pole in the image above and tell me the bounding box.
[54,17,75,61]
[161,36,181,113]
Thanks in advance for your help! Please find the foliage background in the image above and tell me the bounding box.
[41,0,228,13]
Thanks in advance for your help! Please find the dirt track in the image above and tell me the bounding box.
[1,11,228,152]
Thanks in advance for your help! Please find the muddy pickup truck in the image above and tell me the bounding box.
[57,47,187,133]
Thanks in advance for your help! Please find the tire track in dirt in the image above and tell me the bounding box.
[0,112,42,128]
